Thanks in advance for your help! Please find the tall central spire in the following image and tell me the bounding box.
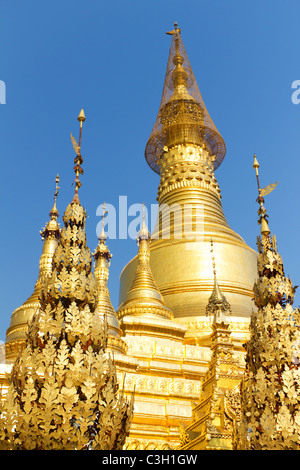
[145,23,226,174]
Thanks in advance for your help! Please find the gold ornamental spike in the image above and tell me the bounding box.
[260,217,270,236]
[70,133,79,155]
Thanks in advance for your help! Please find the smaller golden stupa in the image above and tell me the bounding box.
[93,203,128,355]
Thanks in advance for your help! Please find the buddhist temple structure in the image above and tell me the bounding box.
[1,23,296,450]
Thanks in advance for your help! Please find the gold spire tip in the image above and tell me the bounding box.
[166,22,181,35]
[210,238,217,278]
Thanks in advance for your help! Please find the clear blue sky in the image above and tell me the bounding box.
[0,0,299,342]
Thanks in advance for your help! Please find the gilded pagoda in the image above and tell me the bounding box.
[1,23,297,450]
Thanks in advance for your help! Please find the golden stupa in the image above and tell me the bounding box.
[1,25,259,450]
[119,23,257,348]
[5,176,61,362]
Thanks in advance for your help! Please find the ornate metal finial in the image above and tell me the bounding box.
[252,154,279,236]
[210,238,217,281]
[71,109,85,202]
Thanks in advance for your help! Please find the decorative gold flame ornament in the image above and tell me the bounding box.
[0,111,133,450]
[234,156,300,450]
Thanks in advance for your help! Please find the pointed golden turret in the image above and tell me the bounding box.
[253,154,271,236]
[117,208,186,341]
[5,176,61,362]
[71,108,85,204]
[93,203,127,355]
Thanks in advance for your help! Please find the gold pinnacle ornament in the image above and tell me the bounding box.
[71,109,85,202]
